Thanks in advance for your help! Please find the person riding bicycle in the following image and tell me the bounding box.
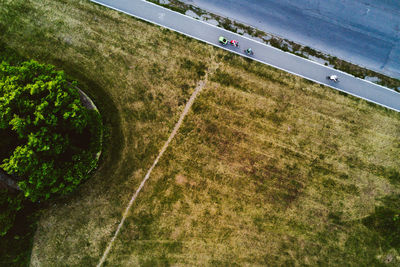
[328,75,339,82]
[245,48,253,55]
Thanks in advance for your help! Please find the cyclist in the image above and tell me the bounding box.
[230,40,239,47]
[245,48,253,55]
[327,75,339,82]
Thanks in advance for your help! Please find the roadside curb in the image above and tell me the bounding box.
[90,0,400,112]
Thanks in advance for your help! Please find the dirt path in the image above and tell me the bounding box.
[97,64,217,266]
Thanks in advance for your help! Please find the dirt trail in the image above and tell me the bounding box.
[97,63,217,266]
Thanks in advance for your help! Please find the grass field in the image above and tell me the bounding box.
[1,0,400,266]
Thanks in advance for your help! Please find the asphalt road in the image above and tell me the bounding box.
[91,0,400,112]
[181,0,400,79]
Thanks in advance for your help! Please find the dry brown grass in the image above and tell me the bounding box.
[102,58,400,266]
[1,0,400,266]
[0,0,212,265]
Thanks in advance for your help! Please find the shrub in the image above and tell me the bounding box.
[0,60,101,201]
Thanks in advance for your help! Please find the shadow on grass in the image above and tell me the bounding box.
[0,42,124,266]
[52,58,125,190]
[0,198,40,267]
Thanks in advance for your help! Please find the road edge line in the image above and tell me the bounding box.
[90,0,400,112]
[141,0,400,94]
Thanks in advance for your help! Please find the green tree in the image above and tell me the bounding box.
[0,60,100,201]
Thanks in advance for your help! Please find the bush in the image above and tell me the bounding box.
[0,60,101,201]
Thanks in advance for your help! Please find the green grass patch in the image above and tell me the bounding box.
[1,0,400,266]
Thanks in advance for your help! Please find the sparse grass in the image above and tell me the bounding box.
[104,54,400,266]
[148,0,186,14]
[1,0,400,266]
[1,0,213,265]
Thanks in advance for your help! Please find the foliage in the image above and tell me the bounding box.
[1,0,400,265]
[0,60,100,201]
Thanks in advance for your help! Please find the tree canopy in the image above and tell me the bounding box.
[0,60,101,201]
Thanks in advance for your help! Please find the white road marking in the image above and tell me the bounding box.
[90,0,400,112]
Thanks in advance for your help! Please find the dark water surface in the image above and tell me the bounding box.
[182,0,400,78]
